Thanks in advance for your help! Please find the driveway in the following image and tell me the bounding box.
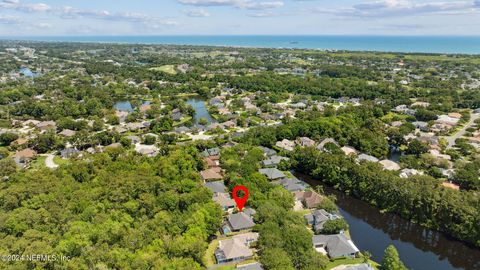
[445,113,479,149]
[45,154,59,169]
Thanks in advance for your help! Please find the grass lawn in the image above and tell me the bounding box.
[149,65,177,75]
[326,258,380,270]
[29,156,46,170]
[173,116,193,127]
[53,156,69,166]
[203,238,219,267]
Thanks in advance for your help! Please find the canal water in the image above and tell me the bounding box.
[295,173,480,270]
[186,97,215,125]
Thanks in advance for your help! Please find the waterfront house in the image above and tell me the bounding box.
[356,154,379,163]
[294,190,323,209]
[262,155,289,168]
[275,139,295,151]
[259,146,277,157]
[296,137,316,147]
[379,160,401,171]
[304,209,340,234]
[312,234,360,259]
[258,168,286,180]
[273,177,308,192]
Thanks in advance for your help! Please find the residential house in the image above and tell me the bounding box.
[356,154,379,163]
[258,168,286,180]
[312,234,360,259]
[58,129,76,137]
[205,181,228,194]
[36,121,56,132]
[213,193,236,212]
[399,168,424,178]
[222,120,236,129]
[202,147,221,157]
[294,190,323,209]
[341,146,357,156]
[262,155,289,168]
[436,115,460,127]
[215,232,259,264]
[275,139,295,151]
[60,148,80,159]
[379,160,401,171]
[412,121,429,132]
[13,148,37,167]
[135,144,158,157]
[10,138,28,147]
[205,155,220,168]
[224,212,255,233]
[259,146,277,157]
[126,135,141,144]
[171,112,183,121]
[448,112,462,119]
[304,209,340,233]
[201,168,223,181]
[139,103,151,113]
[273,177,308,192]
[296,137,316,147]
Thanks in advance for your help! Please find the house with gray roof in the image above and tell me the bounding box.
[258,168,286,180]
[60,148,80,159]
[224,212,255,233]
[202,147,221,157]
[274,178,308,192]
[312,234,359,259]
[213,193,236,212]
[259,146,277,157]
[262,155,289,168]
[305,209,341,233]
[356,154,379,163]
[205,181,227,194]
[215,232,258,264]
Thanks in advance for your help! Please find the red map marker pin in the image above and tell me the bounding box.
[232,186,249,212]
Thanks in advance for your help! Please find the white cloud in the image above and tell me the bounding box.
[177,0,284,10]
[0,0,177,27]
[183,9,211,17]
[315,0,480,18]
[0,14,21,24]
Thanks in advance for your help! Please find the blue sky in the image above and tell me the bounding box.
[0,0,479,35]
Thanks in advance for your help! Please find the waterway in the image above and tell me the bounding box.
[186,97,215,125]
[294,173,480,270]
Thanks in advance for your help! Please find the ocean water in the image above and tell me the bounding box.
[3,35,480,54]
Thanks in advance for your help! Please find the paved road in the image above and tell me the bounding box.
[445,113,480,149]
[45,154,59,169]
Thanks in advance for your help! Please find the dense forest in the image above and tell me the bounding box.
[0,147,223,269]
